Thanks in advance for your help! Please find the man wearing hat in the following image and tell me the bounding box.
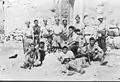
[40,19,54,43]
[74,15,84,31]
[97,15,106,31]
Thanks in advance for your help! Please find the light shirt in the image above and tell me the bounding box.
[53,24,63,34]
[74,22,84,30]
[41,25,54,36]
[64,50,75,59]
[81,44,103,54]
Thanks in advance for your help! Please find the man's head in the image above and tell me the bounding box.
[34,20,39,25]
[75,15,80,23]
[89,37,96,46]
[55,18,60,25]
[25,21,31,28]
[62,19,67,26]
[62,46,68,54]
[39,41,45,49]
[68,26,75,34]
[43,19,48,25]
[75,29,81,35]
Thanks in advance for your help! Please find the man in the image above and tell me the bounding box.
[53,18,62,34]
[74,15,84,31]
[32,20,41,45]
[57,19,69,47]
[61,19,68,33]
[24,21,33,38]
[97,16,106,31]
[23,21,33,53]
[66,26,78,55]
[41,19,53,38]
[21,43,41,69]
[96,30,107,54]
[75,29,85,47]
[44,35,59,54]
[61,46,75,64]
[81,37,107,65]
[59,46,85,75]
[52,18,63,47]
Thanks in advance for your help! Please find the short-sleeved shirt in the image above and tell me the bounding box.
[81,44,103,54]
[74,22,84,30]
[53,24,63,34]
[41,25,53,36]
[64,50,75,59]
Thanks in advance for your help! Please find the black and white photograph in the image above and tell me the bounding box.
[0,0,120,81]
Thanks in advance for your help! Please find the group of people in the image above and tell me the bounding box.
[20,14,109,75]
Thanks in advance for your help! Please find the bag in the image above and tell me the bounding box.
[113,37,120,49]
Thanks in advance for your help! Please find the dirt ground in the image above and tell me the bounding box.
[0,41,120,81]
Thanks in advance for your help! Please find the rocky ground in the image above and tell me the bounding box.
[0,41,120,81]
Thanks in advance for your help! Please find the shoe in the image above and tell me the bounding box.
[101,61,108,66]
[79,70,85,74]
[20,66,27,69]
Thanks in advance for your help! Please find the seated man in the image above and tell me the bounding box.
[58,46,85,75]
[21,43,40,69]
[81,37,108,65]
[57,46,75,64]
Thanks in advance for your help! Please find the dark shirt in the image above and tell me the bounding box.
[33,25,40,35]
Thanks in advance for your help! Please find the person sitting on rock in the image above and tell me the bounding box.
[59,46,85,75]
[81,37,108,65]
[21,43,40,69]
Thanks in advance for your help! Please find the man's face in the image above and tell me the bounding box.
[55,19,60,25]
[69,28,74,34]
[62,48,68,54]
[63,20,67,26]
[90,40,95,46]
[34,21,38,25]
[76,17,80,23]
[39,43,44,49]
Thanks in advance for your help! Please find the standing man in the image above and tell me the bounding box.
[53,18,62,35]
[41,19,54,42]
[61,19,68,32]
[33,20,41,45]
[74,15,84,31]
[23,21,33,53]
